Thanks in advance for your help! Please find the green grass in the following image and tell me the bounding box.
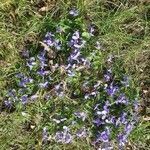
[0,0,150,149]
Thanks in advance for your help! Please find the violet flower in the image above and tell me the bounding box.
[116,94,129,105]
[26,57,36,70]
[7,89,16,98]
[30,94,38,100]
[39,81,49,88]
[116,112,127,126]
[76,127,87,138]
[37,51,47,62]
[96,101,110,120]
[44,32,55,47]
[21,95,28,104]
[74,112,87,121]
[54,83,64,97]
[105,116,116,125]
[106,84,118,97]
[100,131,109,142]
[18,77,33,88]
[124,122,134,135]
[69,31,86,49]
[54,39,61,50]
[104,71,112,82]
[37,69,49,76]
[55,131,64,143]
[42,127,49,143]
[4,100,13,108]
[93,118,104,126]
[72,31,80,40]
[118,134,127,147]
[96,128,110,143]
[55,127,73,144]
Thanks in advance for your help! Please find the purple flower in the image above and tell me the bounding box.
[118,134,127,147]
[106,84,118,97]
[72,31,80,40]
[15,73,24,79]
[104,71,112,82]
[4,100,13,108]
[76,127,87,138]
[26,57,36,70]
[101,131,109,142]
[44,32,55,47]
[96,101,110,120]
[69,32,86,49]
[74,39,86,49]
[96,109,108,120]
[55,127,73,144]
[124,122,134,135]
[74,112,87,121]
[63,133,72,144]
[37,69,49,76]
[39,82,49,88]
[106,116,116,125]
[30,94,38,100]
[70,49,80,61]
[37,51,48,68]
[116,112,127,126]
[37,51,46,62]
[39,81,49,88]
[7,89,16,98]
[116,94,129,105]
[54,83,64,97]
[97,128,110,143]
[67,49,80,64]
[93,118,104,126]
[69,8,78,16]
[42,127,48,143]
[54,39,61,50]
[55,131,64,142]
[18,77,33,87]
[21,95,28,104]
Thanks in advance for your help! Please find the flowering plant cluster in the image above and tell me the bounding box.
[2,9,139,149]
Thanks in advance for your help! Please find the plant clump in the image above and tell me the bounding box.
[2,8,140,149]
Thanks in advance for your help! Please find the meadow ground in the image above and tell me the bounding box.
[0,0,150,150]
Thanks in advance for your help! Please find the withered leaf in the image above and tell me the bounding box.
[39,41,56,59]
